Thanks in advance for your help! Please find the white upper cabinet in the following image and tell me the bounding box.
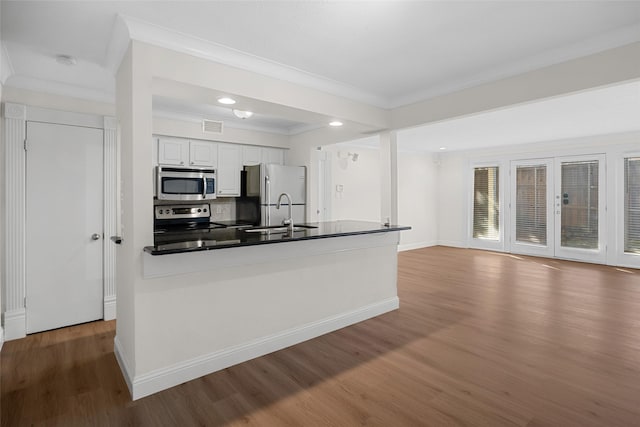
[189,140,217,168]
[262,147,285,165]
[157,137,189,166]
[242,146,262,166]
[217,143,242,197]
[158,137,217,168]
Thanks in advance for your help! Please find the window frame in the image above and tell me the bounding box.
[468,161,505,251]
[616,152,640,268]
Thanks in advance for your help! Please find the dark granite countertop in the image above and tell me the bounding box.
[144,220,411,255]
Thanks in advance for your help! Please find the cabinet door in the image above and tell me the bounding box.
[242,146,262,166]
[262,147,285,165]
[158,137,189,166]
[217,144,242,196]
[190,141,217,168]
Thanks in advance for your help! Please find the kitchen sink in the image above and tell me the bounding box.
[244,224,318,234]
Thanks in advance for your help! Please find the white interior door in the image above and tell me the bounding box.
[554,155,606,263]
[510,159,555,258]
[26,121,104,333]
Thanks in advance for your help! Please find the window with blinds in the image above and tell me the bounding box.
[515,165,547,245]
[625,157,640,254]
[473,167,499,240]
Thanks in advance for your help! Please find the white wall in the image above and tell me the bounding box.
[397,151,439,250]
[323,145,381,222]
[0,80,4,347]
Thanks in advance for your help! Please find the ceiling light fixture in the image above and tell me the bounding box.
[217,97,236,105]
[55,54,77,66]
[439,147,447,150]
[329,120,343,127]
[232,109,254,119]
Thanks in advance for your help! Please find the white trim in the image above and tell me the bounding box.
[103,117,118,319]
[3,104,118,340]
[2,309,26,341]
[3,103,27,340]
[0,326,4,351]
[117,14,388,108]
[437,240,467,248]
[468,160,506,252]
[398,241,437,251]
[125,297,399,400]
[615,151,640,269]
[103,296,117,321]
[114,335,134,396]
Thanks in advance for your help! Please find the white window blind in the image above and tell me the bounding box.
[473,167,499,240]
[515,165,547,245]
[560,161,599,249]
[625,157,640,254]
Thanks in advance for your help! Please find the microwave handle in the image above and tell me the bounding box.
[202,177,207,199]
[265,175,270,226]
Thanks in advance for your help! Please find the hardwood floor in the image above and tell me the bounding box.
[3,246,640,426]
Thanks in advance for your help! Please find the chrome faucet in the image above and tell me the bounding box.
[276,192,294,232]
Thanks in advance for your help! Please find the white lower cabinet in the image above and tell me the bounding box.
[217,143,242,196]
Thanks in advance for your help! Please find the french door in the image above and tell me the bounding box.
[510,155,606,263]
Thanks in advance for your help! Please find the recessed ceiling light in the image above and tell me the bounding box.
[56,54,77,66]
[232,109,253,119]
[329,121,343,127]
[217,97,236,105]
[439,147,447,150]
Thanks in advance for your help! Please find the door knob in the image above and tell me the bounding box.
[91,233,101,241]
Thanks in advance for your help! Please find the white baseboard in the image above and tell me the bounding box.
[114,336,134,396]
[437,240,467,248]
[122,297,399,400]
[104,296,116,321]
[3,309,26,341]
[0,326,4,351]
[398,240,437,251]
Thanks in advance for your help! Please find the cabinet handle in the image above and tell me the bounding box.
[180,161,184,165]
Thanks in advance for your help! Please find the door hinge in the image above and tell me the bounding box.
[24,139,27,151]
[24,296,26,307]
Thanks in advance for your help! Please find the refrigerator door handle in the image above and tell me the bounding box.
[265,175,271,226]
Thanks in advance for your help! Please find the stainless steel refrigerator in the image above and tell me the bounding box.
[240,164,307,226]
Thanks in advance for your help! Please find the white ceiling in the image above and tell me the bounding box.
[338,81,640,153]
[1,1,640,143]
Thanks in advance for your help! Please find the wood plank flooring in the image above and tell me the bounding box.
[2,246,640,426]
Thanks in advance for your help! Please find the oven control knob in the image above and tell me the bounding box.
[198,209,202,212]
[203,208,207,212]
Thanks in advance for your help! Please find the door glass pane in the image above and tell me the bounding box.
[473,167,499,239]
[625,158,640,254]
[560,161,598,249]
[516,165,547,245]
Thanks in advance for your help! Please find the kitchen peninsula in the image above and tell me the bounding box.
[116,219,408,399]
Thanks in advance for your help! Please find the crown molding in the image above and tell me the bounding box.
[1,42,15,85]
[4,75,115,104]
[113,14,390,108]
[389,23,640,108]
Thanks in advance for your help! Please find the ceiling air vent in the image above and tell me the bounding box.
[202,119,223,134]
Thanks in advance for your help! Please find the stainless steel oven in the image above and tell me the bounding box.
[156,166,216,201]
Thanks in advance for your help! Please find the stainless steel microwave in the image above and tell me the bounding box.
[156,166,216,201]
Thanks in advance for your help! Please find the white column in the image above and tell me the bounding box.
[103,116,118,320]
[379,131,398,225]
[3,103,27,339]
